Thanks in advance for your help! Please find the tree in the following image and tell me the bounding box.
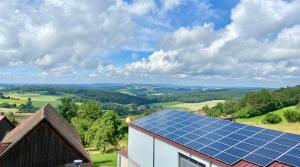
[85,111,123,152]
[3,112,17,126]
[262,113,282,124]
[239,90,278,116]
[284,109,300,122]
[26,98,32,107]
[57,97,78,122]
[71,117,92,145]
[77,101,102,120]
[0,92,4,99]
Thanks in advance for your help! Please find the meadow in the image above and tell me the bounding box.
[90,152,117,167]
[154,100,224,112]
[237,106,300,135]
[0,92,66,123]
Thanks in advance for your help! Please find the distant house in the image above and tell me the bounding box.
[120,109,300,167]
[0,115,14,141]
[0,104,92,167]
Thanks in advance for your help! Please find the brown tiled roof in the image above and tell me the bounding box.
[233,160,259,167]
[0,104,90,161]
[233,160,292,167]
[269,161,291,167]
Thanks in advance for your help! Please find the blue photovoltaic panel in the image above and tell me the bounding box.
[278,154,300,167]
[264,143,291,153]
[244,153,273,166]
[215,152,240,164]
[131,109,300,166]
[225,147,249,158]
[254,148,281,159]
[286,148,300,157]
[199,147,220,157]
[273,137,299,147]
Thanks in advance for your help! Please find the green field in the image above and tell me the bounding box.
[237,106,300,135]
[0,92,68,123]
[0,92,68,108]
[91,152,117,167]
[154,100,225,112]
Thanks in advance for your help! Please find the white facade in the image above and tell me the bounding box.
[127,127,220,167]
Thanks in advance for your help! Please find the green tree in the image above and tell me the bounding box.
[71,117,92,145]
[3,112,17,126]
[26,98,32,107]
[57,97,78,122]
[85,111,123,152]
[284,109,300,122]
[0,92,4,99]
[77,101,102,120]
[239,90,278,116]
[262,113,282,124]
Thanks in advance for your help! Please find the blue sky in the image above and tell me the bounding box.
[0,0,300,87]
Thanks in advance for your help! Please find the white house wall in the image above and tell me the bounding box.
[128,127,220,167]
[128,127,154,167]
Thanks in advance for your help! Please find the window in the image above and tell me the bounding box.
[179,153,206,167]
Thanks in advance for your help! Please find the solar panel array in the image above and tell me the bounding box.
[132,110,300,167]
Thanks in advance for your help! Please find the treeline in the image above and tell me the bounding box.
[101,103,164,116]
[6,86,157,105]
[155,89,256,103]
[204,85,300,118]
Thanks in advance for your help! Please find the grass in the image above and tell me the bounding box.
[237,106,300,135]
[154,100,225,112]
[0,92,67,123]
[4,93,63,108]
[90,152,117,167]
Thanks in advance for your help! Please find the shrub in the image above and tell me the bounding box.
[262,113,282,124]
[283,109,300,122]
[236,107,258,118]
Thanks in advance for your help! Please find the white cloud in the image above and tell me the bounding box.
[161,0,183,10]
[118,0,300,84]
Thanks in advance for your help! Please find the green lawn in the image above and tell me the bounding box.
[153,100,224,112]
[91,152,117,167]
[237,106,300,135]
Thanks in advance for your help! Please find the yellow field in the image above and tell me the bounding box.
[158,100,225,112]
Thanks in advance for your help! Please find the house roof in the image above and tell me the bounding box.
[0,115,15,129]
[0,104,90,161]
[130,110,300,167]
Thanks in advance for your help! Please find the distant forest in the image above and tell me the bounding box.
[3,86,259,105]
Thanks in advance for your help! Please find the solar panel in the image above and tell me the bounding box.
[278,154,300,167]
[254,148,281,159]
[225,147,249,158]
[199,147,219,157]
[286,148,300,157]
[215,152,239,164]
[131,110,300,166]
[244,153,273,166]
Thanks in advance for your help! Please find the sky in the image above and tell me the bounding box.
[0,0,300,87]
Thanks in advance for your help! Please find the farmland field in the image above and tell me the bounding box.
[237,106,300,135]
[0,92,68,123]
[154,100,225,112]
[2,92,66,108]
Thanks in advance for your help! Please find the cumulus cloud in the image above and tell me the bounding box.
[0,0,144,73]
[119,0,300,84]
